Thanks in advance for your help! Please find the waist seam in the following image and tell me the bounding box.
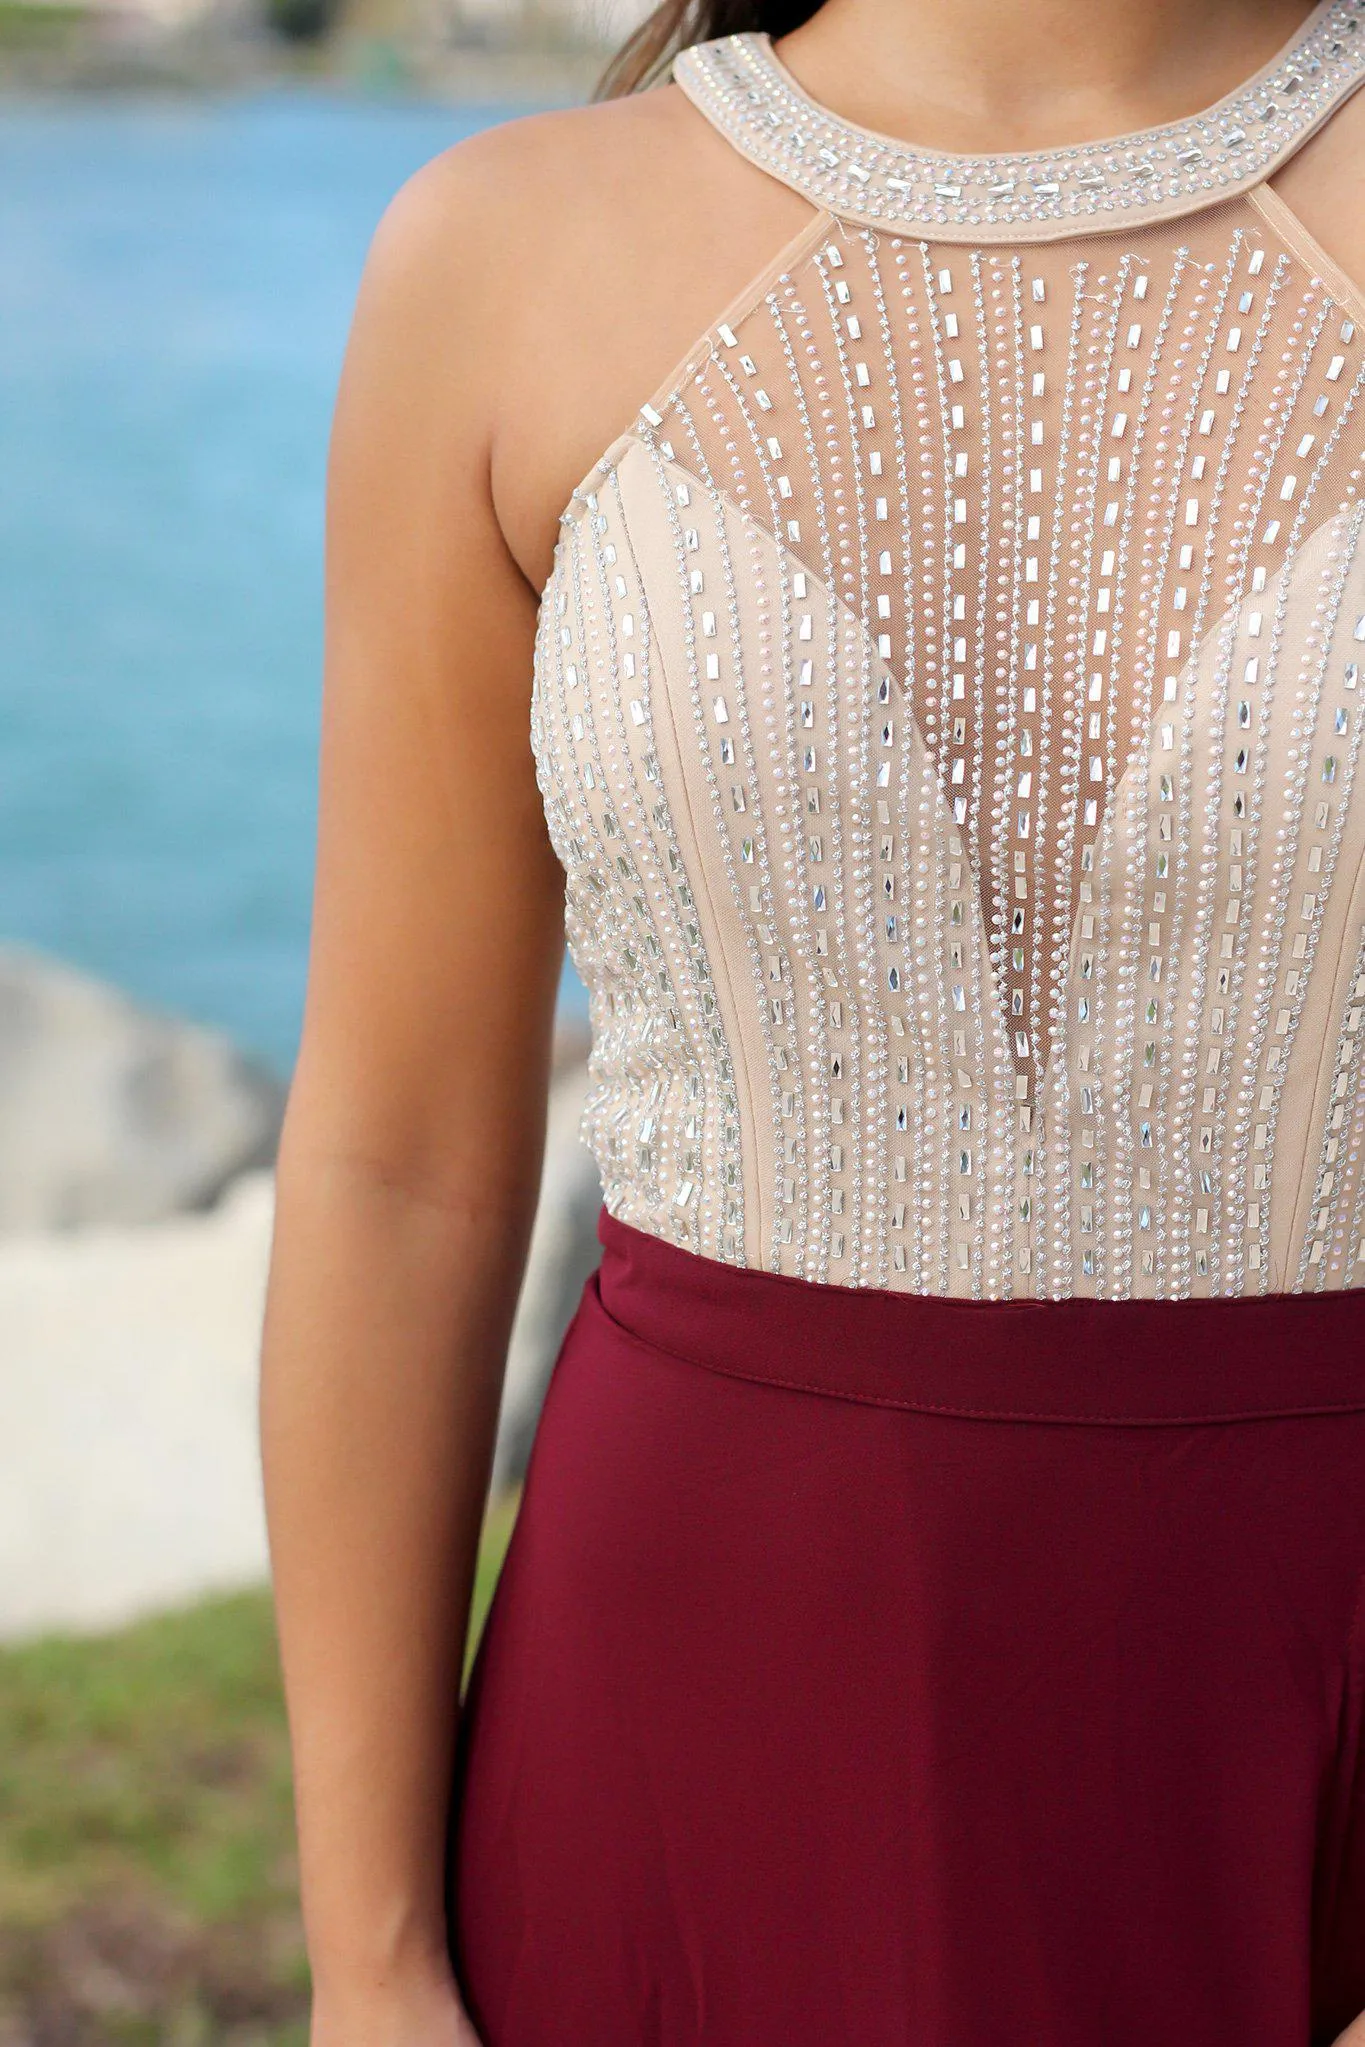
[582,1271,1365,1430]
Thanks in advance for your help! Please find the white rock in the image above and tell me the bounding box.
[0,1172,276,1637]
[0,1057,600,1639]
[494,1055,602,1490]
[0,947,284,1233]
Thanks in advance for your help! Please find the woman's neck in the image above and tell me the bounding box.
[775,0,1322,153]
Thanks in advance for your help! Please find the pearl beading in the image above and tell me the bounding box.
[674,3,1365,243]
[531,70,1365,1298]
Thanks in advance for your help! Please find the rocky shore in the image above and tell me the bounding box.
[0,948,600,1639]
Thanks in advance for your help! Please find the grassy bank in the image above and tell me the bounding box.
[0,1488,519,2045]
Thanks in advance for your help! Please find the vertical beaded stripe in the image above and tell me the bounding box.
[531,34,1365,1300]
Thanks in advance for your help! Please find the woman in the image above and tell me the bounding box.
[259,0,1365,2038]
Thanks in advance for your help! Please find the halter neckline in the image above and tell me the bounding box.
[674,1,1365,242]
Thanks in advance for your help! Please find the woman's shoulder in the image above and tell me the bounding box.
[345,75,814,588]
[365,83,720,301]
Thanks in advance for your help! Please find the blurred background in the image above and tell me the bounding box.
[0,0,624,2030]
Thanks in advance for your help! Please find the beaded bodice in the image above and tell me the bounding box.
[531,0,1365,1298]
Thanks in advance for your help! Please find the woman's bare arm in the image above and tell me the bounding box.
[258,81,816,2040]
[258,147,564,2041]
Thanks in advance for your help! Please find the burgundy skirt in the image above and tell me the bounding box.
[447,1209,1365,2047]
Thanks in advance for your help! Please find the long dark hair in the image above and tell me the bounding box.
[598,0,820,98]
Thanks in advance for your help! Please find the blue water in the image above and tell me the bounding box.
[0,90,582,1077]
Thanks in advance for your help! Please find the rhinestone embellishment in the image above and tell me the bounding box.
[534,41,1365,1299]
[674,0,1365,241]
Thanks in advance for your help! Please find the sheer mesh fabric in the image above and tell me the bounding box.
[531,30,1365,1299]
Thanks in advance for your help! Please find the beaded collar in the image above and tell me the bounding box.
[673,0,1365,242]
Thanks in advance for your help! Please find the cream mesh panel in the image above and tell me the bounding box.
[657,204,1365,1090]
[534,184,1365,1297]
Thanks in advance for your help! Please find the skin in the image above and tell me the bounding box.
[256,2,1365,2040]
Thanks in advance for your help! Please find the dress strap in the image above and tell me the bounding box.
[673,3,1365,244]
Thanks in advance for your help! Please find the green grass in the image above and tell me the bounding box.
[0,1489,520,2046]
[0,0,89,46]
